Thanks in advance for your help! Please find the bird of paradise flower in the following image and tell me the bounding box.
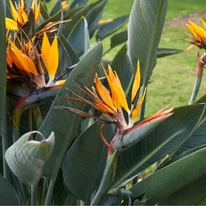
[6,32,65,91]
[185,19,206,104]
[6,0,40,30]
[59,61,173,155]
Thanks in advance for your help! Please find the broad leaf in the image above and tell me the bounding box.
[127,0,167,86]
[50,0,62,16]
[112,104,206,188]
[58,35,79,73]
[0,0,7,178]
[38,43,103,180]
[0,175,19,205]
[90,151,117,205]
[62,121,115,202]
[172,95,206,155]
[96,16,129,40]
[85,0,108,37]
[110,30,127,49]
[69,0,86,10]
[40,2,50,20]
[63,1,104,38]
[159,174,206,205]
[68,17,90,57]
[130,146,206,205]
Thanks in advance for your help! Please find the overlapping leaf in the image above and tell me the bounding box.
[130,145,206,205]
[38,43,103,180]
[112,104,206,188]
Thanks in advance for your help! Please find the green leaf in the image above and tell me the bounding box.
[127,0,167,86]
[70,0,86,9]
[156,48,183,58]
[0,0,6,135]
[85,0,108,37]
[68,17,90,57]
[111,104,206,188]
[0,174,19,205]
[159,174,206,205]
[5,131,55,186]
[38,43,103,180]
[91,151,117,205]
[62,121,115,202]
[50,0,62,16]
[63,2,99,38]
[110,30,127,49]
[0,0,8,180]
[165,96,206,157]
[40,2,50,20]
[96,16,129,40]
[130,146,206,205]
[58,35,79,72]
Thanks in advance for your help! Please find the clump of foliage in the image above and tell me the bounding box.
[1,0,206,205]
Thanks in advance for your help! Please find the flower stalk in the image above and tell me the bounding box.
[61,62,173,157]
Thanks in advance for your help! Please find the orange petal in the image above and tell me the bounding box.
[20,0,25,8]
[104,65,129,113]
[141,107,173,125]
[30,0,35,10]
[131,60,141,102]
[42,32,50,70]
[187,20,206,42]
[201,19,206,30]
[54,80,66,86]
[9,0,18,21]
[5,18,19,30]
[9,41,38,75]
[95,74,116,111]
[47,35,59,80]
[17,6,28,25]
[6,50,13,67]
[35,1,41,24]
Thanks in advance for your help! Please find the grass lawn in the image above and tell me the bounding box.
[97,0,206,116]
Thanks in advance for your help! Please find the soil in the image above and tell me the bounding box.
[164,11,206,28]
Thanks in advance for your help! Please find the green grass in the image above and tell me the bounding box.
[98,0,206,116]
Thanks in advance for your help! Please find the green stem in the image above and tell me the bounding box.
[31,182,38,206]
[189,75,203,105]
[41,177,48,204]
[29,109,33,132]
[2,133,9,180]
[90,151,117,206]
[45,178,55,205]
[32,107,43,129]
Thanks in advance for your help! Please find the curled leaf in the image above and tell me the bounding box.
[5,131,55,186]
